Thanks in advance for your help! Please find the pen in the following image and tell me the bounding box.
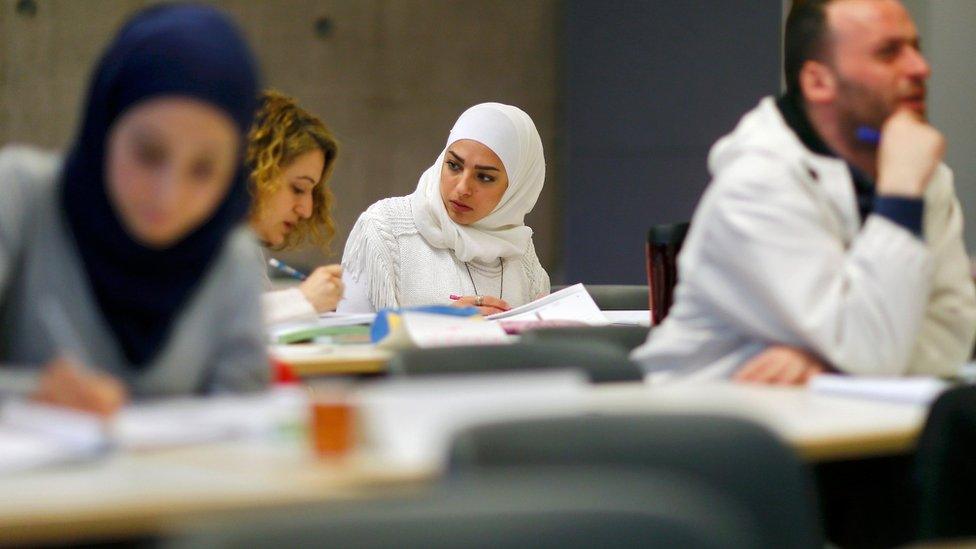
[855,126,881,146]
[268,258,308,281]
[449,294,461,301]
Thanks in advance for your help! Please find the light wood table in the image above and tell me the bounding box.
[270,344,392,377]
[0,382,929,545]
[0,439,433,546]
[584,382,927,461]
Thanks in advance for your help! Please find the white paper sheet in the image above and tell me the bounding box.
[809,374,949,405]
[485,283,609,325]
[0,401,107,475]
[356,370,587,468]
[0,388,309,473]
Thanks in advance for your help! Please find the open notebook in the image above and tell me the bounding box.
[486,283,610,324]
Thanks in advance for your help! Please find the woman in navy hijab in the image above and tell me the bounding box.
[0,4,270,415]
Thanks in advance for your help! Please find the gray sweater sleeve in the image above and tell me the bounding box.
[0,147,57,397]
[202,230,271,393]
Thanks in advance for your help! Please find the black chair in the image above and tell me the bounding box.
[167,468,764,549]
[915,386,976,542]
[647,221,690,324]
[387,340,643,383]
[551,284,649,311]
[520,324,650,352]
[449,414,823,549]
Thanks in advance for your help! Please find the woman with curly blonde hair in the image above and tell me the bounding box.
[248,90,342,324]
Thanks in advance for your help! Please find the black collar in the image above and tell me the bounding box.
[775,93,875,221]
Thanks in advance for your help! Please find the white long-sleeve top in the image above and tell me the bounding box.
[632,97,976,380]
[337,196,550,313]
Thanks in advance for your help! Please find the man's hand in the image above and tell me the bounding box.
[734,346,827,386]
[877,109,945,198]
[299,264,344,313]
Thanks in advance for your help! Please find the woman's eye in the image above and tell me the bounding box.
[478,173,496,183]
[291,185,306,195]
[446,160,461,171]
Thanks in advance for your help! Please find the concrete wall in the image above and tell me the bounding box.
[0,0,561,270]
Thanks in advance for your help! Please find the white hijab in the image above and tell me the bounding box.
[409,102,545,263]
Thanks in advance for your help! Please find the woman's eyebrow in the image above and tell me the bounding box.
[448,149,499,171]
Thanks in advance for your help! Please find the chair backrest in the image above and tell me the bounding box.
[520,325,650,352]
[387,340,644,383]
[647,221,690,324]
[167,468,765,549]
[449,414,823,549]
[915,385,976,541]
[550,284,649,311]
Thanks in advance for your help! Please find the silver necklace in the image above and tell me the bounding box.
[464,258,504,299]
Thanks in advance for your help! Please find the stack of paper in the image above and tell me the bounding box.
[0,400,107,474]
[0,388,308,473]
[809,374,949,405]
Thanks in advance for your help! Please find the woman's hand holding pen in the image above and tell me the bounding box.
[300,264,344,312]
[32,357,128,417]
[450,294,511,316]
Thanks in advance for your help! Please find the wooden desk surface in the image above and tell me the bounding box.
[0,382,928,544]
[0,440,433,545]
[270,344,392,377]
[584,382,927,461]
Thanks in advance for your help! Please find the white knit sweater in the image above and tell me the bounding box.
[338,196,550,312]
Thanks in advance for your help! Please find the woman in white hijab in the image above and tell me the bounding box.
[338,102,550,315]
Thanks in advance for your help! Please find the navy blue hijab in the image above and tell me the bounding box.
[60,4,260,367]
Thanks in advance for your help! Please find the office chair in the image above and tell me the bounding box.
[449,414,823,549]
[387,340,644,383]
[550,284,649,311]
[520,324,650,352]
[915,385,976,541]
[168,467,764,549]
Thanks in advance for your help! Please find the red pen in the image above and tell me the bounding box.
[449,294,461,301]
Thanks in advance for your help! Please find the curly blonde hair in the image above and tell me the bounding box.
[247,90,339,251]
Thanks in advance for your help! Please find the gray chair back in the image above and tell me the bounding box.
[168,468,765,549]
[915,385,976,541]
[450,414,823,549]
[521,324,650,352]
[387,340,643,383]
[551,284,649,310]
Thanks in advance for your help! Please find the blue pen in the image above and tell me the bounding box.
[856,126,881,146]
[268,258,308,281]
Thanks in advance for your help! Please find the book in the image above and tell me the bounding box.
[269,313,376,344]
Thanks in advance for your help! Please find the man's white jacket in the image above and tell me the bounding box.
[631,97,976,380]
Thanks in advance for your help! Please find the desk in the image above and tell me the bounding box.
[0,440,432,545]
[270,344,392,377]
[0,382,928,545]
[585,383,926,461]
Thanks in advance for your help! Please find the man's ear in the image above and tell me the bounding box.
[799,60,837,105]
